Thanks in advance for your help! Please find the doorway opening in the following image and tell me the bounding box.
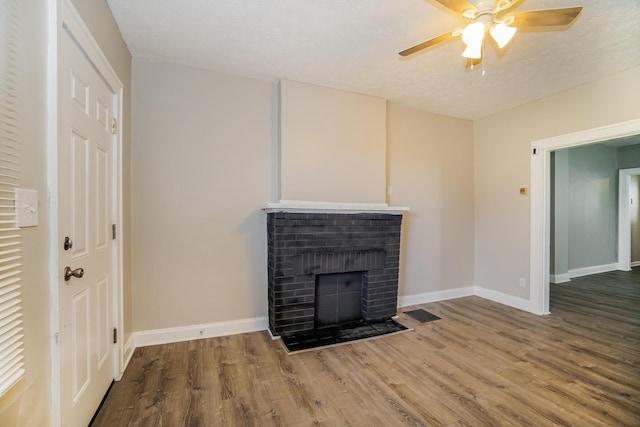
[529,119,640,315]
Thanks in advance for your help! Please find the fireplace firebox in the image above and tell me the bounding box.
[266,210,404,338]
[315,272,364,327]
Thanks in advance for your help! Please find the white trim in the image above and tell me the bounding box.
[397,286,474,307]
[474,286,531,312]
[264,200,409,214]
[549,273,571,284]
[123,334,135,372]
[47,0,60,424]
[134,317,269,348]
[568,263,618,279]
[130,285,540,349]
[59,0,122,91]
[266,327,279,340]
[530,119,640,316]
[618,168,640,271]
[632,261,640,267]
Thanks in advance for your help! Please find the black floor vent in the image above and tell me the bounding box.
[404,309,441,323]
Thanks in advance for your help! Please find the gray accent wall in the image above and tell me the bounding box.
[567,144,618,270]
[551,143,640,277]
[618,144,640,170]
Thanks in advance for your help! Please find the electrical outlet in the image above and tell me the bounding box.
[519,278,526,288]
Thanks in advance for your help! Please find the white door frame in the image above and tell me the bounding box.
[49,0,124,425]
[618,167,640,271]
[529,118,640,315]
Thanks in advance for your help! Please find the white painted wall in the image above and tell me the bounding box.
[131,59,273,330]
[280,80,386,203]
[131,65,476,332]
[475,65,640,300]
[387,104,474,299]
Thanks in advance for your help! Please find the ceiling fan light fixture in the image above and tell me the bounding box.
[462,43,483,59]
[461,22,485,59]
[489,23,517,48]
[462,22,485,46]
[399,2,584,67]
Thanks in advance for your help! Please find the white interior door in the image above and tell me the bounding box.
[59,26,117,427]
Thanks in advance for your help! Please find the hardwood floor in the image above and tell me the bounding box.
[92,269,640,426]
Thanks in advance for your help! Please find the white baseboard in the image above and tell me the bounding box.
[474,286,531,313]
[568,263,618,279]
[631,261,640,267]
[549,273,571,284]
[123,334,135,370]
[129,284,539,349]
[398,286,475,308]
[134,316,269,348]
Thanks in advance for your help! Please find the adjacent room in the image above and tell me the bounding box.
[1,0,639,425]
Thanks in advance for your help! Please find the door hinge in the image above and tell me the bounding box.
[112,224,116,240]
[54,332,59,345]
[111,118,118,135]
[113,327,117,344]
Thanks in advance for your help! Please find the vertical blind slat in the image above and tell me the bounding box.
[0,0,24,398]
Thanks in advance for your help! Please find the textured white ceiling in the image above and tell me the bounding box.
[107,0,640,120]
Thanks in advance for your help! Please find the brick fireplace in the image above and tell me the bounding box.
[265,202,407,338]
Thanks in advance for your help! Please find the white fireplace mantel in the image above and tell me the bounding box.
[263,200,410,215]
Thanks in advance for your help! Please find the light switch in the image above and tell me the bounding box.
[15,188,38,227]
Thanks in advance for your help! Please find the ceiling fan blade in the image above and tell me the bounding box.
[432,0,477,15]
[510,7,583,27]
[495,0,525,13]
[399,32,456,56]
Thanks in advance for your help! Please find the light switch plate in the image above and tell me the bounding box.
[15,188,38,227]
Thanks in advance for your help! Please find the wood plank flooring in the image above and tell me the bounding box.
[92,269,640,426]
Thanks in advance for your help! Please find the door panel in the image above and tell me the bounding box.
[96,275,110,367]
[96,147,109,250]
[70,130,89,260]
[71,287,90,403]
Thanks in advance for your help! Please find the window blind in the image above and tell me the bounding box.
[0,0,25,397]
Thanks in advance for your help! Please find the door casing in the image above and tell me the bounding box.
[529,119,640,315]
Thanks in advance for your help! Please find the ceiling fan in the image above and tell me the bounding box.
[399,0,583,61]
